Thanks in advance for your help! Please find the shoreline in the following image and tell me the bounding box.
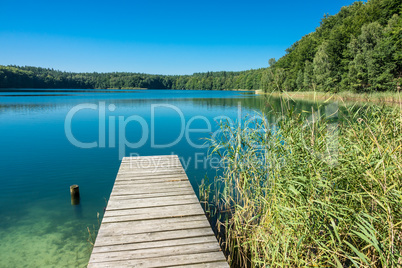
[256,90,402,105]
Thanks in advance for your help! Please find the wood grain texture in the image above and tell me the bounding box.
[88,155,228,267]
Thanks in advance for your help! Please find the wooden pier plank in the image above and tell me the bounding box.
[109,189,195,200]
[97,216,210,236]
[89,252,227,268]
[94,228,215,247]
[91,235,220,254]
[88,155,228,267]
[89,241,222,263]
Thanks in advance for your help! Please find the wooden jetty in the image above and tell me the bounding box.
[88,155,228,267]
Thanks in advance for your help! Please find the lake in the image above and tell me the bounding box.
[0,89,269,267]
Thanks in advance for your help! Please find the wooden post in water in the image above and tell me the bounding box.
[70,185,80,205]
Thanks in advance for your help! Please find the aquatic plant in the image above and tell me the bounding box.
[207,96,402,267]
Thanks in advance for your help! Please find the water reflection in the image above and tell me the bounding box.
[0,89,330,267]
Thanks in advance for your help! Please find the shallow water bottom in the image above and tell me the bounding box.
[0,89,263,267]
[0,203,95,268]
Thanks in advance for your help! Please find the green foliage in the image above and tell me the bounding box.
[0,0,400,92]
[296,69,304,90]
[208,98,402,267]
[303,60,315,91]
[270,0,402,93]
[313,42,333,91]
[0,65,268,90]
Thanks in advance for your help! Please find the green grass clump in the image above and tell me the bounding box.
[208,98,402,267]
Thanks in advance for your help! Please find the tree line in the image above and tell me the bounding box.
[1,0,400,93]
[266,0,401,93]
[0,65,259,90]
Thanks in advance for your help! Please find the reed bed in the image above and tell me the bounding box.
[207,98,402,267]
[270,91,402,105]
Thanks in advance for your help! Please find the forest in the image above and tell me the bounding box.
[0,0,401,92]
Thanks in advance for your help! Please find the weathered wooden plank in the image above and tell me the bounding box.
[95,227,215,247]
[118,161,182,167]
[88,252,227,268]
[115,176,188,182]
[88,155,228,267]
[109,189,195,200]
[118,162,183,168]
[119,155,178,163]
[109,183,193,195]
[119,156,182,168]
[92,236,219,254]
[103,201,205,215]
[108,192,195,201]
[110,186,194,197]
[114,180,189,187]
[89,242,222,263]
[120,155,178,161]
[112,183,192,190]
[106,194,199,210]
[95,226,215,246]
[119,161,182,166]
[114,174,188,182]
[115,169,186,176]
[174,262,230,268]
[102,204,206,222]
[98,215,209,236]
[116,175,187,180]
[112,180,192,189]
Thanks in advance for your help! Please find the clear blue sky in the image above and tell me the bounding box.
[0,0,356,75]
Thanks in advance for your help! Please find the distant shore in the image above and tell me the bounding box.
[256,90,402,105]
[106,87,148,90]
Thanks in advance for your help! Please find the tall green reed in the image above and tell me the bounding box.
[207,96,402,267]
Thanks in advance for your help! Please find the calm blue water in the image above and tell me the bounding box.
[0,89,263,267]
